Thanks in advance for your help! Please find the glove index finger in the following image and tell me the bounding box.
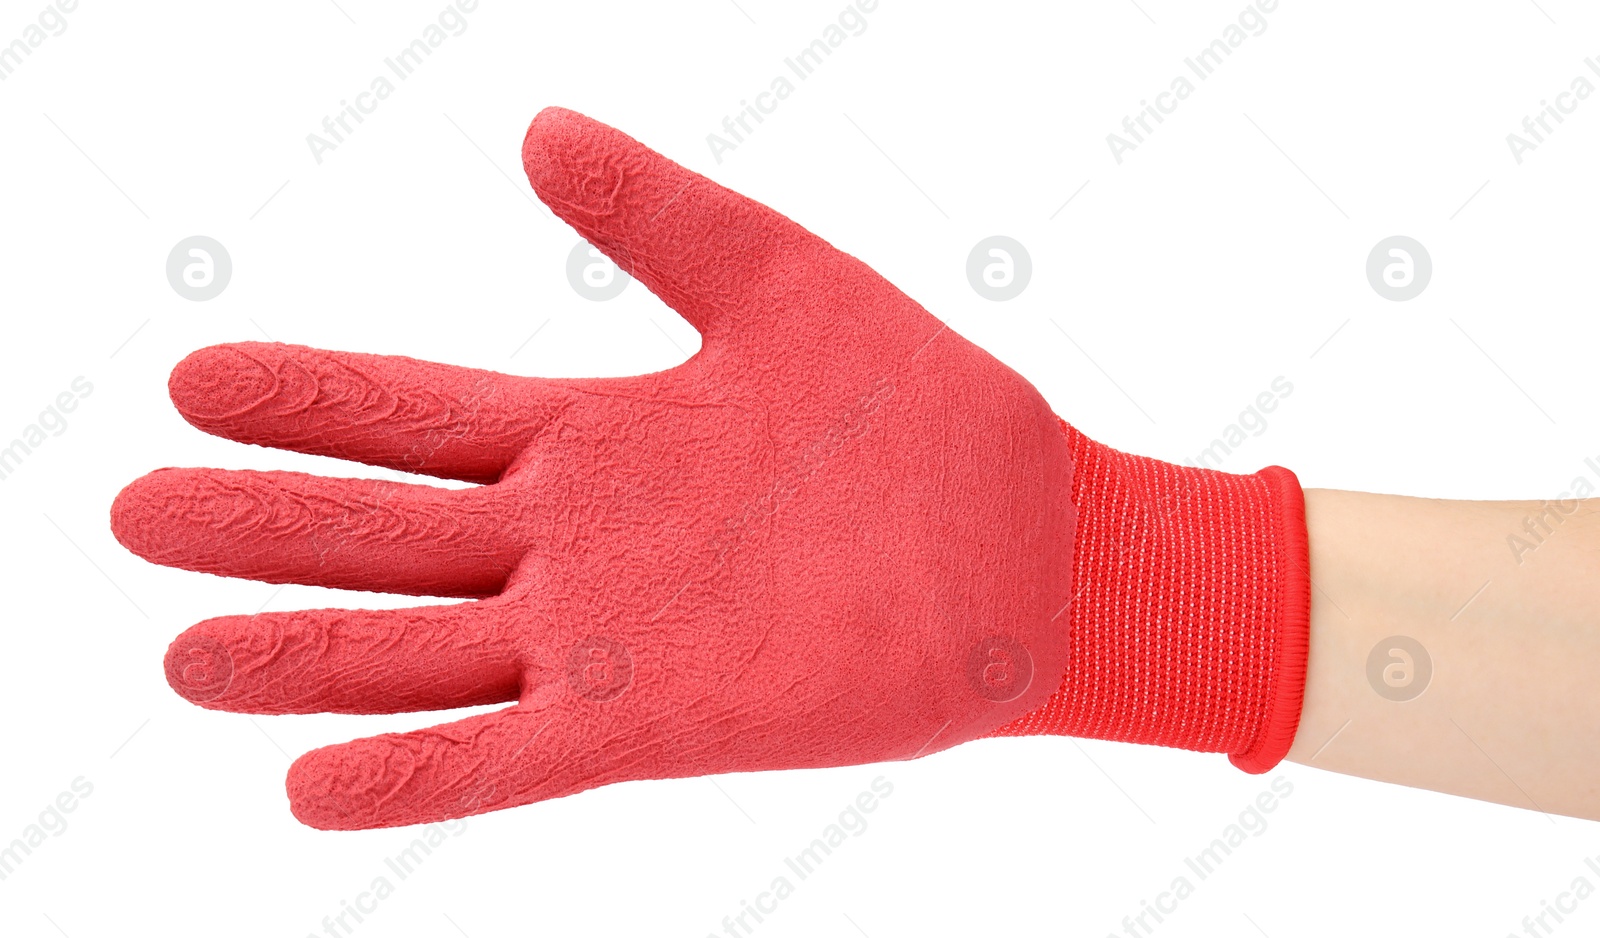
[522,106,822,343]
[167,342,563,483]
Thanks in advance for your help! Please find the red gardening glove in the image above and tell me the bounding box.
[110,107,1309,831]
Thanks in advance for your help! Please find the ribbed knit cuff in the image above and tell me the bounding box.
[988,419,1311,774]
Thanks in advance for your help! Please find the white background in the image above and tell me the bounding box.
[2,1,1597,935]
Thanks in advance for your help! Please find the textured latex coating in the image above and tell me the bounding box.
[111,107,1309,831]
[113,108,1076,830]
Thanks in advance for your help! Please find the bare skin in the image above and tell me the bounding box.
[1288,488,1600,821]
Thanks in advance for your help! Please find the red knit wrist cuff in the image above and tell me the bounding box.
[988,420,1311,773]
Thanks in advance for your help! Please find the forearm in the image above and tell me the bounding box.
[1288,488,1600,820]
